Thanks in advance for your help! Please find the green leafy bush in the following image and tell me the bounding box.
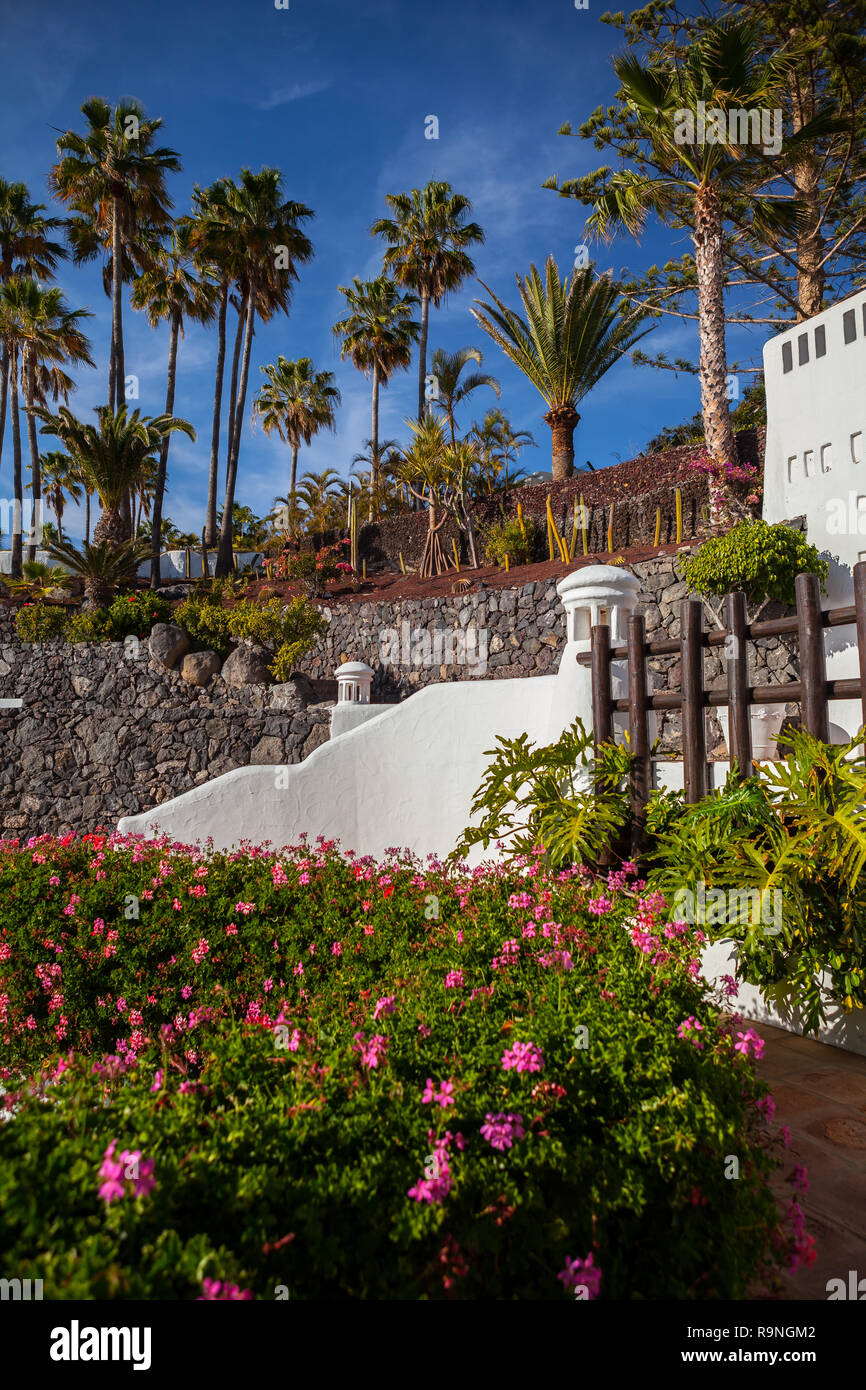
[13,603,68,642]
[482,514,541,568]
[681,519,828,606]
[174,591,233,656]
[65,609,113,643]
[107,591,172,638]
[0,835,798,1299]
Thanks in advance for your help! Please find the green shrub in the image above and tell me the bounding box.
[482,515,541,568]
[681,519,828,606]
[227,596,327,679]
[175,592,233,656]
[65,609,113,643]
[0,837,797,1299]
[107,591,172,638]
[13,603,68,642]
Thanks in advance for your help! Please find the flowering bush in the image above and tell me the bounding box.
[687,451,762,526]
[0,835,801,1299]
[280,541,353,596]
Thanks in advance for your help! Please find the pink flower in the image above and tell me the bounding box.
[188,884,207,898]
[480,1112,525,1151]
[501,1040,543,1074]
[444,970,464,989]
[172,898,183,911]
[733,1028,765,1061]
[198,1279,253,1301]
[352,1031,389,1069]
[235,902,255,915]
[677,1016,705,1050]
[191,937,209,966]
[225,922,238,936]
[422,1078,455,1108]
[557,1252,601,1299]
[588,896,612,916]
[373,994,396,1020]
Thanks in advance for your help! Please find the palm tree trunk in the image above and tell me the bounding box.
[370,359,380,520]
[23,349,41,563]
[790,64,824,320]
[544,404,579,481]
[290,443,299,503]
[217,290,255,576]
[85,488,91,545]
[9,346,22,578]
[205,281,228,546]
[694,183,738,474]
[151,311,180,589]
[0,346,8,477]
[225,294,246,474]
[417,290,430,421]
[112,199,126,412]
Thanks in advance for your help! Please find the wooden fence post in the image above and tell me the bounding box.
[796,572,829,742]
[681,598,707,802]
[590,623,613,753]
[725,590,752,778]
[627,613,650,859]
[855,562,866,736]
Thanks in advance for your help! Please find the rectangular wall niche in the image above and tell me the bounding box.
[821,443,833,472]
[782,341,793,373]
[844,309,857,345]
[853,432,864,465]
[815,324,827,357]
[804,449,816,477]
[787,455,797,482]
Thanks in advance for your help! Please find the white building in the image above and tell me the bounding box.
[762,284,866,739]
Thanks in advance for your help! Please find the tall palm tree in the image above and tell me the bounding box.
[189,179,237,548]
[332,275,419,513]
[37,405,194,549]
[0,278,92,572]
[372,182,484,421]
[205,170,314,576]
[252,357,341,507]
[428,346,500,446]
[472,258,648,480]
[37,451,81,543]
[50,97,181,413]
[546,19,822,474]
[0,179,66,477]
[132,221,218,586]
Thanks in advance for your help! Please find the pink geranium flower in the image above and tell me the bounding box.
[501,1040,543,1074]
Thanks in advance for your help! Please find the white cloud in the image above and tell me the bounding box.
[256,80,332,111]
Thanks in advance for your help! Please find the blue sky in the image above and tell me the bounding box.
[0,0,767,538]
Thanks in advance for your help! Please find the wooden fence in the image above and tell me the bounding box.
[576,564,866,854]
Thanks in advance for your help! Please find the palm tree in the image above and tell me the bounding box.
[0,278,92,573]
[252,357,341,506]
[132,221,217,586]
[428,346,500,446]
[50,98,181,413]
[0,179,66,477]
[546,19,817,475]
[333,275,419,513]
[37,405,194,548]
[189,179,237,549]
[472,258,648,480]
[372,182,484,421]
[296,467,344,534]
[38,451,81,542]
[468,409,536,495]
[204,170,315,576]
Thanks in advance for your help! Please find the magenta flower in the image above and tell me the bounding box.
[733,1028,765,1061]
[198,1278,253,1301]
[444,970,464,989]
[331,941,342,956]
[501,1040,543,1074]
[557,1252,601,1299]
[373,994,396,1019]
[422,1078,455,1108]
[480,1112,525,1151]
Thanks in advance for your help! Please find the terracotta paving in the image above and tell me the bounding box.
[751,1020,866,1300]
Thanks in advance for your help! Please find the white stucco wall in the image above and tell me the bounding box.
[762,287,866,739]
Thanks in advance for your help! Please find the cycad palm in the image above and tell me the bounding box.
[37,405,195,549]
[50,98,181,412]
[333,275,419,513]
[252,357,340,507]
[544,18,828,474]
[372,182,484,421]
[472,257,647,479]
[428,346,500,446]
[132,221,218,585]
